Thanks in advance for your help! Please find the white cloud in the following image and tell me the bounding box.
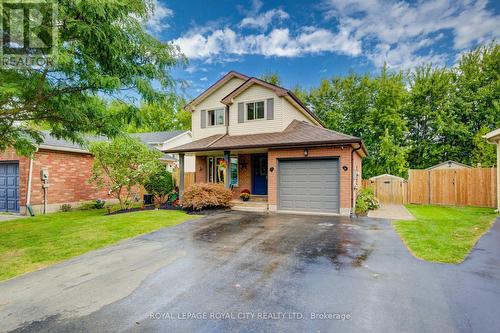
[173,26,361,60]
[144,0,173,33]
[200,76,208,81]
[240,9,289,30]
[323,0,500,69]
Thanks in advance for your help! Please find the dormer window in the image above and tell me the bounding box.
[208,108,225,126]
[246,101,265,120]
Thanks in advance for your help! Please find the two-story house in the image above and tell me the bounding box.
[167,71,367,215]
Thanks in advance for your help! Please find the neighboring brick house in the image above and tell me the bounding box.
[0,130,192,214]
[166,71,367,216]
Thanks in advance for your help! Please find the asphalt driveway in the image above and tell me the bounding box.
[1,212,499,333]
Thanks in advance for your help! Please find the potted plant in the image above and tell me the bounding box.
[240,189,251,201]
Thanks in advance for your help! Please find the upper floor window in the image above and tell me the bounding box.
[208,108,225,126]
[246,101,265,120]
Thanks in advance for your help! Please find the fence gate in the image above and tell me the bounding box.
[366,174,408,204]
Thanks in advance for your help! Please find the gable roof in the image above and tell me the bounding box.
[369,174,406,181]
[185,71,249,110]
[220,76,324,127]
[166,120,367,155]
[130,130,188,144]
[483,128,500,142]
[426,160,471,170]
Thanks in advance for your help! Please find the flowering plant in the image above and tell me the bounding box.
[218,160,227,169]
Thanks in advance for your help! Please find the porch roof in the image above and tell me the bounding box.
[165,120,368,156]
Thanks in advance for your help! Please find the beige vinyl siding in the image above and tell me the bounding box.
[158,132,195,172]
[281,98,312,129]
[228,84,284,135]
[192,77,245,139]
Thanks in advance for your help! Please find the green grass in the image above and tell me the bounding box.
[394,205,498,263]
[0,209,198,281]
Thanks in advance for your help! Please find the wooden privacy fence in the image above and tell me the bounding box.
[363,175,408,204]
[172,171,195,189]
[364,168,497,208]
[408,168,497,208]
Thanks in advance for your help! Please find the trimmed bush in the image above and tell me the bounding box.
[144,166,174,204]
[182,183,233,211]
[355,187,380,215]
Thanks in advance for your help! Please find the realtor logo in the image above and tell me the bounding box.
[0,0,57,68]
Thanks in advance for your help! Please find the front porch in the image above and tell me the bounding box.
[230,195,268,212]
[181,150,269,198]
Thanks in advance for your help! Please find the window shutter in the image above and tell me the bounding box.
[238,103,244,123]
[225,107,229,126]
[267,98,274,120]
[201,110,206,128]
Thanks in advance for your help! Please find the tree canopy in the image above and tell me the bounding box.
[304,43,499,178]
[89,136,162,209]
[0,0,183,155]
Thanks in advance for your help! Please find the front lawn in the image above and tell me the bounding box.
[394,205,498,263]
[0,209,198,281]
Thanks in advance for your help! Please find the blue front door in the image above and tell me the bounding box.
[0,163,19,212]
[252,155,268,195]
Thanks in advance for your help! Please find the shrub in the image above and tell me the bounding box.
[240,193,250,201]
[355,187,380,215]
[93,199,106,209]
[60,204,72,212]
[181,183,233,211]
[79,199,106,210]
[144,167,174,204]
[240,189,250,195]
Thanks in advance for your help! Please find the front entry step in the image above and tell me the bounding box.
[230,199,268,213]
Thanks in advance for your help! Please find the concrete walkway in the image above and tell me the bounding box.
[368,203,415,220]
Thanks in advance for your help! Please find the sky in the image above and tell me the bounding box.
[145,0,500,98]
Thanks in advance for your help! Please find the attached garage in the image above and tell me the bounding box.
[0,162,20,213]
[278,158,340,214]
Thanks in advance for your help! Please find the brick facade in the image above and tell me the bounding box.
[194,154,252,198]
[0,148,111,214]
[268,146,361,213]
[192,146,363,213]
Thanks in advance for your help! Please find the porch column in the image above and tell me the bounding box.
[224,150,230,189]
[179,153,185,200]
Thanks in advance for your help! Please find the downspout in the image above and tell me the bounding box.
[25,148,37,216]
[350,143,362,217]
[225,105,229,135]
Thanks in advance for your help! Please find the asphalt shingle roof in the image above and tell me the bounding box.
[167,120,367,155]
[39,130,187,154]
[130,130,187,143]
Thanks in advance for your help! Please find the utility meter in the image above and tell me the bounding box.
[40,168,49,181]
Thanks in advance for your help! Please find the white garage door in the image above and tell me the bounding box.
[278,158,340,213]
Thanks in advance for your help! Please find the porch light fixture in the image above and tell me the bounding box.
[343,165,348,171]
[270,167,274,172]
[304,148,308,156]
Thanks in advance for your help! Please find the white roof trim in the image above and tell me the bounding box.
[483,128,500,143]
[162,130,192,145]
[426,160,471,170]
[38,144,89,154]
[369,174,406,181]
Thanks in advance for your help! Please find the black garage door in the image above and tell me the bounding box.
[0,162,19,212]
[278,158,340,213]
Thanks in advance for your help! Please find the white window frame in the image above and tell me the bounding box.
[207,156,238,186]
[207,108,225,127]
[245,100,266,121]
